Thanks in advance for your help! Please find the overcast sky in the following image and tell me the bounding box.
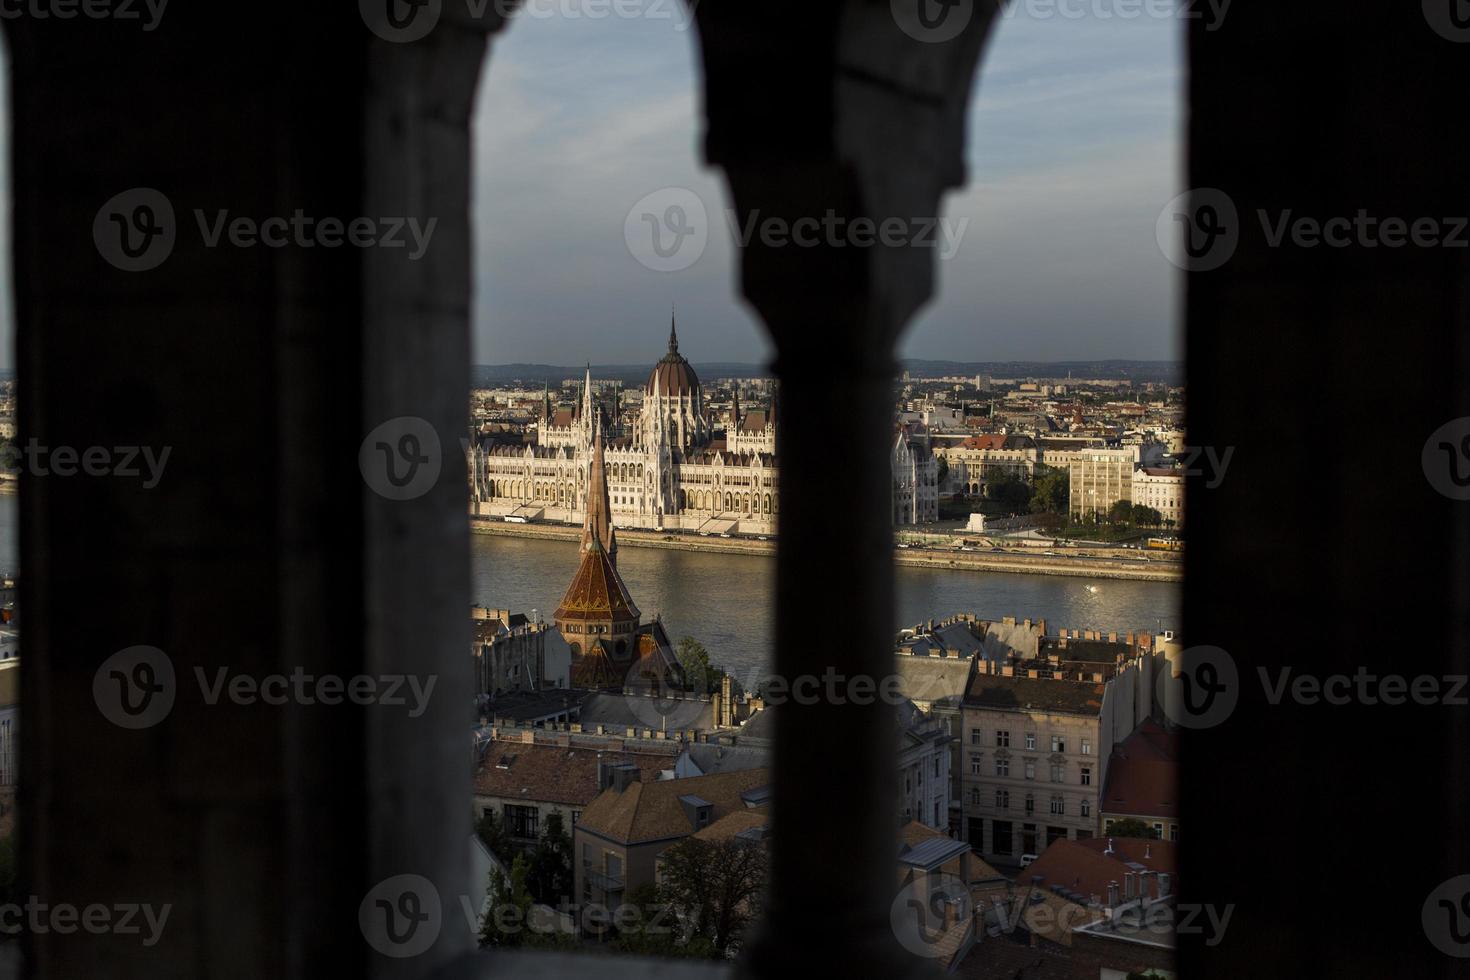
[471,5,1183,367]
[0,7,1182,371]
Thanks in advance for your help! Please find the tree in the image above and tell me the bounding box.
[935,456,949,487]
[475,809,513,866]
[675,636,720,694]
[1130,504,1162,528]
[479,854,532,948]
[526,812,572,906]
[1029,466,1068,515]
[657,836,768,955]
[985,471,1031,512]
[610,882,719,959]
[1105,817,1157,840]
[1107,499,1133,525]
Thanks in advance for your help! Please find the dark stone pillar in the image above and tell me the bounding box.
[1182,4,1470,976]
[690,3,998,975]
[5,8,502,978]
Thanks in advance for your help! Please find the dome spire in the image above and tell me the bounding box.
[668,307,679,355]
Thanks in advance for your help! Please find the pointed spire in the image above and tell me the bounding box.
[581,412,617,561]
[668,308,679,355]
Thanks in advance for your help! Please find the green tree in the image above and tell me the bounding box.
[1105,817,1157,840]
[985,471,1031,513]
[475,809,513,866]
[526,812,572,906]
[935,456,949,486]
[1028,466,1069,515]
[1130,504,1162,528]
[1107,499,1133,525]
[479,854,532,948]
[657,836,768,955]
[675,636,722,694]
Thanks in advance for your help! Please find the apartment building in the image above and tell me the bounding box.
[573,767,770,917]
[1056,445,1142,520]
[1132,465,1185,528]
[959,641,1163,866]
[897,699,956,831]
[935,434,1040,495]
[1100,718,1180,842]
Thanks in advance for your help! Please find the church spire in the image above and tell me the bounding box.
[580,413,617,562]
[668,308,679,355]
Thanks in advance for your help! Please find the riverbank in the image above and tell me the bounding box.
[469,518,1182,582]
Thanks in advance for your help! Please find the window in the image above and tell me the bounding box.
[1050,764,1065,783]
[1081,799,1091,818]
[1050,735,1066,753]
[1081,738,1092,756]
[1024,759,1036,780]
[996,759,1009,777]
[934,758,941,778]
[1080,767,1091,786]
[1025,793,1035,814]
[970,753,983,775]
[1170,824,1179,842]
[992,820,1014,856]
[995,789,1010,809]
[996,730,1010,748]
[969,787,981,806]
[1050,796,1065,816]
[504,803,539,839]
[970,728,982,745]
[1025,732,1036,750]
[1153,822,1164,839]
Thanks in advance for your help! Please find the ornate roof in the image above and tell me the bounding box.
[555,420,639,626]
[645,314,701,397]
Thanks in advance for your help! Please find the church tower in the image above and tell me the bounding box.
[554,417,640,686]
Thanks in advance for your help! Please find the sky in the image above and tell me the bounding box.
[0,5,1183,371]
[471,2,1184,367]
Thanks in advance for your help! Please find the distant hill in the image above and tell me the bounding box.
[474,359,1180,387]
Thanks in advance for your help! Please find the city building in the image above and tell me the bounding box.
[1057,446,1142,520]
[573,766,770,915]
[552,422,680,690]
[1100,718,1180,842]
[1133,464,1186,528]
[472,606,571,694]
[471,732,675,848]
[897,699,956,831]
[936,434,1040,496]
[892,426,939,525]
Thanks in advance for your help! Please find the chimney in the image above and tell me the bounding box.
[1158,873,1171,898]
[1144,842,1151,860]
[1104,837,1115,855]
[1107,881,1120,907]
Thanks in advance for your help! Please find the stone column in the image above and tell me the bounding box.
[689,3,998,975]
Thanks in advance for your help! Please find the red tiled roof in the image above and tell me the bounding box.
[1100,720,1178,819]
[1023,837,1177,906]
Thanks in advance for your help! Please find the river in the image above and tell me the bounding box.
[471,532,1179,681]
